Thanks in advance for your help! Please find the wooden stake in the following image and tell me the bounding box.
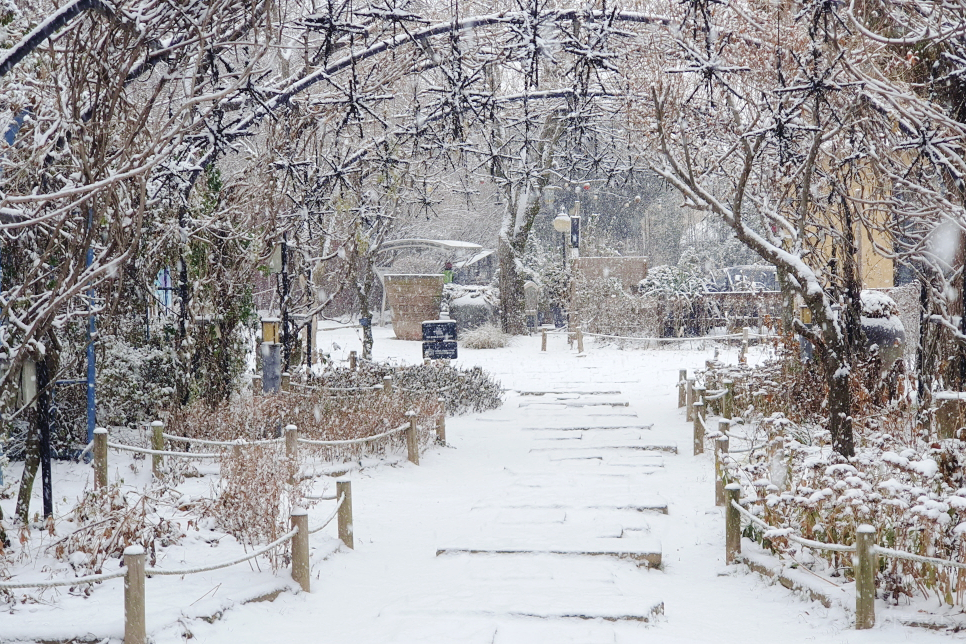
[692,402,705,455]
[725,484,742,564]
[855,525,876,629]
[576,328,584,353]
[436,396,446,444]
[383,375,393,394]
[337,480,354,549]
[406,411,419,465]
[723,380,734,420]
[715,428,730,506]
[124,546,146,644]
[290,509,310,592]
[150,420,164,478]
[285,424,298,485]
[349,350,357,370]
[686,378,695,422]
[541,329,547,352]
[678,369,687,408]
[94,427,108,490]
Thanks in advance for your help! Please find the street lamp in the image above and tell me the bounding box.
[553,211,570,270]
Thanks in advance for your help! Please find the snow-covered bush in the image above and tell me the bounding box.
[572,274,657,339]
[97,334,178,427]
[638,249,717,337]
[461,324,512,349]
[699,349,966,607]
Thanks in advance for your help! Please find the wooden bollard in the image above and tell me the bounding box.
[252,376,262,394]
[541,329,547,352]
[678,369,687,408]
[436,396,446,444]
[150,420,164,478]
[281,372,291,392]
[383,375,393,394]
[685,378,695,421]
[855,525,876,629]
[725,484,742,564]
[94,427,108,490]
[715,428,730,506]
[285,425,298,485]
[290,509,310,592]
[406,411,419,465]
[337,479,354,549]
[692,401,705,455]
[349,350,357,370]
[695,385,706,410]
[124,545,146,644]
[723,380,734,420]
[576,328,584,353]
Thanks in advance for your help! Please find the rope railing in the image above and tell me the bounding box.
[872,545,966,571]
[730,499,857,553]
[0,568,126,589]
[145,527,299,576]
[703,388,728,401]
[107,442,222,459]
[162,433,284,448]
[297,422,410,447]
[308,493,346,535]
[584,331,778,342]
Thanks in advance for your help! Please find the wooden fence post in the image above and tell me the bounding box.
[715,429,730,506]
[739,326,750,364]
[290,509,310,592]
[678,369,687,408]
[695,386,706,411]
[150,420,164,478]
[723,380,734,420]
[285,425,298,485]
[541,329,547,352]
[383,375,393,395]
[124,545,146,644]
[692,401,705,455]
[576,328,584,353]
[94,427,108,490]
[855,525,876,629]
[281,372,291,392]
[436,396,446,444]
[349,350,357,371]
[406,411,419,465]
[686,378,695,421]
[337,479,354,549]
[725,484,742,564]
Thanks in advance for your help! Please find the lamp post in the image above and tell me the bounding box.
[552,211,570,270]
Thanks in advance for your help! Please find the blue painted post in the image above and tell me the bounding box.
[86,210,96,445]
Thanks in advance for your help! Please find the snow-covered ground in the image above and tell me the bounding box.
[1,325,959,642]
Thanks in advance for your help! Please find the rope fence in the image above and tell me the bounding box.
[1,487,355,643]
[681,363,966,630]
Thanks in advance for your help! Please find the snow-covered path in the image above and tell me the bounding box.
[158,332,939,644]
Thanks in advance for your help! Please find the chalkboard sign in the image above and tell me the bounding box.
[422,320,458,342]
[422,341,458,360]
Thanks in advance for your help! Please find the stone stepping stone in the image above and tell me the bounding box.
[436,538,662,568]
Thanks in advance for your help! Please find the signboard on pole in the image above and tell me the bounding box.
[422,320,457,342]
[422,341,458,360]
[422,321,458,359]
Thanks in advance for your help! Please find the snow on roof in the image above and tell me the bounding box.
[379,239,484,253]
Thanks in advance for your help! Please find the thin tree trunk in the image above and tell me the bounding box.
[825,355,855,457]
[16,421,40,524]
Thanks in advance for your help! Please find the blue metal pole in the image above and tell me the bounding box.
[86,210,95,444]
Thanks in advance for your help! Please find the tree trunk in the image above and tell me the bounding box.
[824,352,855,457]
[498,235,525,334]
[16,420,40,524]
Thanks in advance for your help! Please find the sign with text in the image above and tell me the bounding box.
[422,341,458,360]
[422,320,458,342]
